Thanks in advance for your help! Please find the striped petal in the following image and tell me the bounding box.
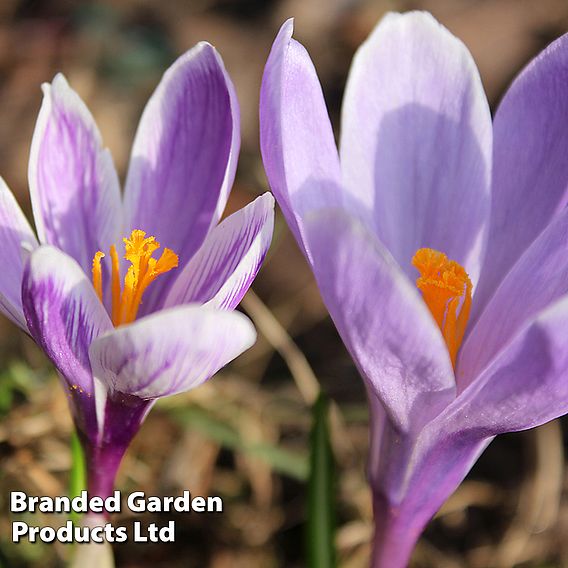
[28,74,122,278]
[124,43,239,313]
[0,177,38,330]
[22,246,113,442]
[89,305,256,399]
[164,193,274,310]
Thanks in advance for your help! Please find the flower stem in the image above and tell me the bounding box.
[84,393,153,504]
[85,442,128,503]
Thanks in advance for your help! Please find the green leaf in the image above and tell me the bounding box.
[243,442,308,481]
[69,429,86,525]
[0,362,44,416]
[307,394,336,568]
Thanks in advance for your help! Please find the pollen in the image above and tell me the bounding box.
[412,248,472,369]
[91,230,179,327]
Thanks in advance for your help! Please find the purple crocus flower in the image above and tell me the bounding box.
[0,43,274,500]
[260,12,568,566]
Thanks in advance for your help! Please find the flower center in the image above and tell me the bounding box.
[91,230,179,326]
[412,248,472,368]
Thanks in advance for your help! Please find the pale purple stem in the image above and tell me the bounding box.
[371,495,422,568]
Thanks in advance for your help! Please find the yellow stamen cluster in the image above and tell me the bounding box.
[412,248,472,368]
[92,230,178,326]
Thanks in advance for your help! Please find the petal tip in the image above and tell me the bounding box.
[231,309,257,348]
[48,73,78,104]
[179,39,223,70]
[366,10,455,49]
[193,40,221,63]
[281,17,295,34]
[272,18,295,52]
[260,191,276,209]
[51,72,69,88]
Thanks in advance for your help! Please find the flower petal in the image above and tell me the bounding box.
[450,295,568,435]
[460,207,568,388]
[22,246,113,441]
[28,74,122,277]
[124,43,239,312]
[164,193,274,310]
[0,177,38,330]
[260,19,343,260]
[474,32,568,315]
[305,209,455,431]
[89,305,256,399]
[340,11,492,284]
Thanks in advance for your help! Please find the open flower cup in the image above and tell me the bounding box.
[261,12,568,567]
[1,43,274,500]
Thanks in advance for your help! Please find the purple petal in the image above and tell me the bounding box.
[449,295,568,435]
[340,12,492,284]
[260,19,343,260]
[460,207,568,389]
[22,246,113,442]
[474,32,568,316]
[28,74,122,278]
[164,193,274,311]
[89,305,256,399]
[124,43,239,313]
[214,57,240,226]
[0,177,38,330]
[305,209,455,431]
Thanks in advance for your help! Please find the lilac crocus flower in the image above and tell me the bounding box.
[261,12,568,566]
[0,43,274,500]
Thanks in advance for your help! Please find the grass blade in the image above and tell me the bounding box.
[69,429,86,525]
[307,393,336,567]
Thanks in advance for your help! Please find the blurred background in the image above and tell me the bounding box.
[1,0,568,566]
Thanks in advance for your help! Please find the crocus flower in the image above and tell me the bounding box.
[0,43,274,500]
[260,12,568,566]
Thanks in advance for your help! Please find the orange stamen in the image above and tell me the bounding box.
[412,248,472,368]
[91,230,179,327]
[91,251,105,302]
[109,245,121,326]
